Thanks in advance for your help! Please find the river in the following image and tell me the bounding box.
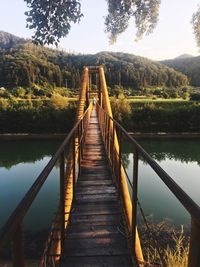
[0,138,200,233]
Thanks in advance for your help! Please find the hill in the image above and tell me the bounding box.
[161,56,200,87]
[0,31,26,49]
[0,32,188,90]
[175,54,194,59]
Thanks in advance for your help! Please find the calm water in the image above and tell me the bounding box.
[123,138,200,227]
[0,140,61,232]
[0,139,200,234]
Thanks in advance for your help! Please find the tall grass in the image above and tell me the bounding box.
[140,223,189,267]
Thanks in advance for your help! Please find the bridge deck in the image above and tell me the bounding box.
[61,107,132,266]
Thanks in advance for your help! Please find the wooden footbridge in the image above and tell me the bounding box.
[0,66,200,267]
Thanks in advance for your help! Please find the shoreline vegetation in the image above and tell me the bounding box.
[0,97,200,134]
[0,132,200,141]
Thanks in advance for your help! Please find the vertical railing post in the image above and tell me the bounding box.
[60,151,65,254]
[73,132,76,200]
[105,114,108,148]
[118,128,122,199]
[112,122,115,174]
[188,218,200,267]
[81,119,84,158]
[107,117,110,160]
[131,148,139,256]
[103,112,106,143]
[78,123,81,175]
[12,223,24,267]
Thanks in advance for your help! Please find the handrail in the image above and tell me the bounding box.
[96,102,200,267]
[96,103,200,225]
[0,102,93,266]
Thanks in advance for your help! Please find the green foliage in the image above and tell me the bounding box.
[110,100,200,132]
[182,92,190,100]
[0,41,188,90]
[0,98,9,110]
[110,95,131,123]
[0,100,76,133]
[190,92,200,101]
[12,87,26,98]
[111,85,124,97]
[161,56,200,87]
[192,7,200,50]
[105,0,160,43]
[49,93,68,109]
[24,0,83,45]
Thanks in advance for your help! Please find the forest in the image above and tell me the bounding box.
[162,55,200,87]
[0,31,188,92]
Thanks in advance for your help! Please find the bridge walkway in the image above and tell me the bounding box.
[61,107,132,266]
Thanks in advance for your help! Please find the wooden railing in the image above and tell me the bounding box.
[96,103,200,267]
[0,102,93,267]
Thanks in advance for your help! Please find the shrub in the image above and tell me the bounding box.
[110,94,131,122]
[49,93,68,109]
[0,98,9,110]
[190,92,200,101]
[12,87,26,98]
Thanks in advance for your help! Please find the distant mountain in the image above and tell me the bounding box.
[0,32,188,89]
[0,31,26,48]
[161,55,200,86]
[175,54,194,59]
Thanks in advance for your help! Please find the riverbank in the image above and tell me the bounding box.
[1,132,200,140]
[0,100,200,133]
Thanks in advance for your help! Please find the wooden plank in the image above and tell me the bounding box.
[75,194,117,203]
[61,107,132,267]
[77,180,113,186]
[61,255,132,267]
[69,214,121,224]
[76,187,116,195]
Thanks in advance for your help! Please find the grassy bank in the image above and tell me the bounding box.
[0,98,200,133]
[0,98,77,133]
[111,98,200,133]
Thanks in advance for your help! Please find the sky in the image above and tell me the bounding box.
[0,0,199,60]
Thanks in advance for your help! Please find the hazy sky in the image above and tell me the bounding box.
[0,0,199,60]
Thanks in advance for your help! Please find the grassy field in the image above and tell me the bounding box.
[127,97,188,103]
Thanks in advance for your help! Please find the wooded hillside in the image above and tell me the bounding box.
[0,31,188,90]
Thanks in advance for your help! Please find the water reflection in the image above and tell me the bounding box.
[0,140,61,230]
[123,138,200,165]
[122,138,200,227]
[0,140,60,169]
[0,138,199,256]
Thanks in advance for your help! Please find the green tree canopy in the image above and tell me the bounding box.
[22,0,200,47]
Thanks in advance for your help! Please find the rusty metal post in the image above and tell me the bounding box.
[132,148,139,255]
[78,124,81,175]
[12,223,24,267]
[73,133,76,200]
[105,115,108,148]
[118,128,122,199]
[188,218,200,267]
[112,122,115,174]
[60,151,65,254]
[103,112,106,142]
[107,117,110,160]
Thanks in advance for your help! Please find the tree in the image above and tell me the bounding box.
[24,0,200,47]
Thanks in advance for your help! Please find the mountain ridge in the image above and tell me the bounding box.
[0,31,188,89]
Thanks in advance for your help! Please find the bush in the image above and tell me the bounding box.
[110,95,131,123]
[0,98,9,110]
[12,87,26,98]
[49,93,68,109]
[190,92,200,101]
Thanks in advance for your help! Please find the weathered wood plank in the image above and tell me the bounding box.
[61,107,132,266]
[61,255,132,267]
